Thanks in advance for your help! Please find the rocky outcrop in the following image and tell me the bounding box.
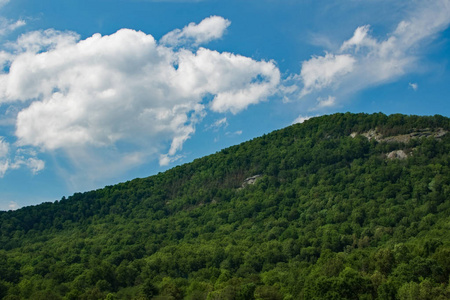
[350,128,448,161]
[360,129,383,141]
[241,175,262,188]
[350,128,447,143]
[386,150,408,160]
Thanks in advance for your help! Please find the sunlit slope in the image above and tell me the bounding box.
[1,112,449,299]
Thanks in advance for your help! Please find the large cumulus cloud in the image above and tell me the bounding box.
[0,16,280,183]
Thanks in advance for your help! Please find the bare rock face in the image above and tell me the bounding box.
[435,128,448,138]
[350,128,449,161]
[351,128,447,143]
[241,175,262,188]
[360,129,383,141]
[387,150,408,160]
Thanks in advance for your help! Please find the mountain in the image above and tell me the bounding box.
[1,112,449,300]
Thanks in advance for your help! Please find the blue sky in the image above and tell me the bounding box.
[0,0,449,210]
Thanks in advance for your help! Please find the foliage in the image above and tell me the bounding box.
[0,112,449,299]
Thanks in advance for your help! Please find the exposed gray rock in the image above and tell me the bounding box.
[387,150,408,160]
[241,175,262,188]
[351,128,447,143]
[361,129,383,141]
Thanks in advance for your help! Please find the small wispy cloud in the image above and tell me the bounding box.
[292,115,315,124]
[161,15,231,47]
[0,137,45,177]
[317,95,336,108]
[0,18,26,36]
[206,117,228,131]
[0,0,9,8]
[225,130,243,136]
[409,82,418,91]
[0,200,19,211]
[8,201,18,210]
[159,153,183,166]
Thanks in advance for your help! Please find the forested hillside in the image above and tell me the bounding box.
[1,113,449,300]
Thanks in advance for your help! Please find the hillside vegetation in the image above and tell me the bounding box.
[1,112,449,300]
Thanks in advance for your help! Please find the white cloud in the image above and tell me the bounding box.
[159,153,183,166]
[308,33,336,50]
[0,18,280,184]
[0,200,19,211]
[0,0,25,36]
[8,201,18,210]
[202,51,280,113]
[0,137,9,177]
[0,137,43,177]
[299,53,355,96]
[213,117,228,128]
[317,95,336,108]
[0,136,8,157]
[161,16,231,47]
[0,160,7,177]
[292,115,316,125]
[295,0,450,104]
[409,82,418,91]
[10,156,45,174]
[0,0,9,8]
[0,18,25,36]
[206,117,228,131]
[9,28,79,54]
[225,130,242,136]
[340,25,377,52]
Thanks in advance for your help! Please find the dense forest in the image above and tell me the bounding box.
[0,112,449,300]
